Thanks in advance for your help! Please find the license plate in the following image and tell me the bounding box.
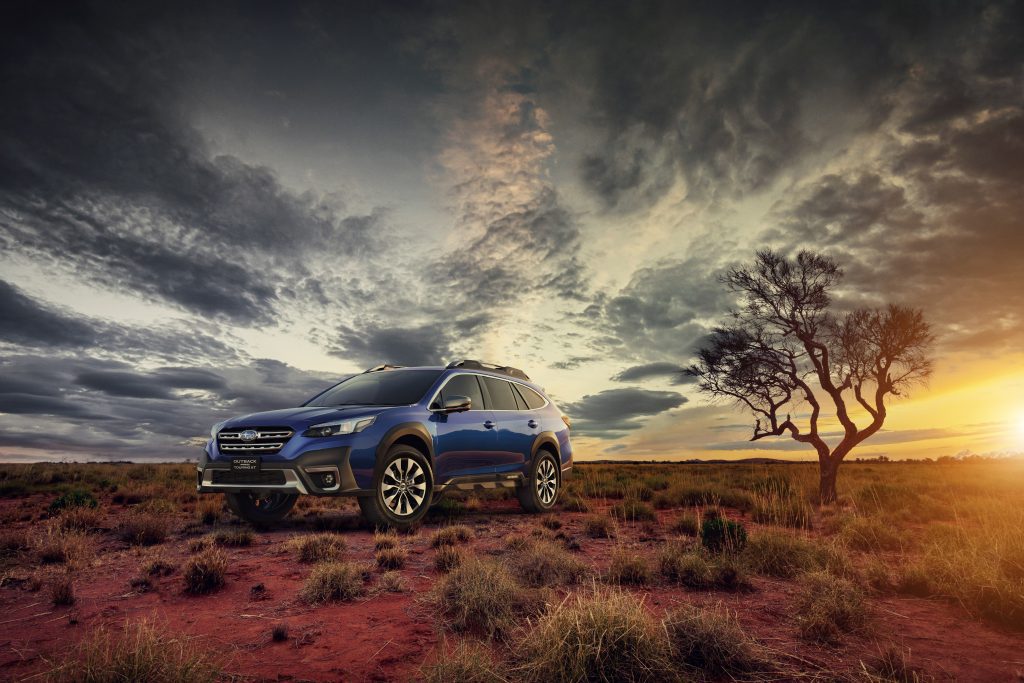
[231,456,260,472]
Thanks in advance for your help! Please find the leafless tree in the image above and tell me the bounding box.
[687,250,933,503]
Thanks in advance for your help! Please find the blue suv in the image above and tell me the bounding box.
[197,360,573,529]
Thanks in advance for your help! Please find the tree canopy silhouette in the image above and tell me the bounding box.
[687,250,933,502]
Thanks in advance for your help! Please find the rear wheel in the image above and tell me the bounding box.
[517,450,560,513]
[224,491,297,524]
[358,444,433,531]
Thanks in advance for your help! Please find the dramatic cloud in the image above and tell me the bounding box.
[563,388,687,438]
[611,362,693,385]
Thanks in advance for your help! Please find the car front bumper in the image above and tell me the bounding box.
[196,446,371,497]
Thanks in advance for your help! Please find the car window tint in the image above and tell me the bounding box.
[440,374,484,411]
[481,376,519,411]
[516,384,547,410]
[512,385,528,410]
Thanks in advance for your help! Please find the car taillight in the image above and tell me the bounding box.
[561,415,571,429]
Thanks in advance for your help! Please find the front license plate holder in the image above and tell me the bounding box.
[231,456,261,472]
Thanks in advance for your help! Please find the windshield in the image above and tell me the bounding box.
[305,369,443,407]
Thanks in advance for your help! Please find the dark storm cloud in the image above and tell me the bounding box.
[563,388,687,438]
[578,254,730,362]
[611,362,694,385]
[0,3,388,324]
[0,279,239,363]
[0,279,96,348]
[560,1,931,210]
[0,354,339,459]
[328,315,491,368]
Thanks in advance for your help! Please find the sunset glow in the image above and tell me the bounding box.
[1,3,1022,464]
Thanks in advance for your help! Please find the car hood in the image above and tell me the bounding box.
[221,405,394,430]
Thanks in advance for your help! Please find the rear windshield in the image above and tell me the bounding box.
[306,370,443,407]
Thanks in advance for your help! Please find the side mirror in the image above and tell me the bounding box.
[439,395,471,413]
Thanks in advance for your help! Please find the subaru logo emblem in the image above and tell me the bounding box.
[240,429,258,442]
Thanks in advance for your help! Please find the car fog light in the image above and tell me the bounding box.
[322,473,336,487]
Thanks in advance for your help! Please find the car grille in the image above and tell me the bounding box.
[212,470,287,486]
[217,427,293,455]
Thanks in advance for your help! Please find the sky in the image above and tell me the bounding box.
[1,0,1023,463]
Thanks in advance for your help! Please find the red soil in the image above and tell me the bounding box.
[1,495,1022,682]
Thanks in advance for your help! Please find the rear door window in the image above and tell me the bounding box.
[515,384,547,410]
[440,374,484,411]
[481,376,520,411]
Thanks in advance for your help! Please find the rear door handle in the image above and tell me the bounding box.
[483,420,496,429]
[527,419,538,428]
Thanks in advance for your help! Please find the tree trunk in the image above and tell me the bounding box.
[819,460,839,504]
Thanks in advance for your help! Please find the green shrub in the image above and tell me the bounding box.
[48,489,98,514]
[701,517,747,553]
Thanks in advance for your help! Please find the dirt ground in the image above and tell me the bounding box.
[2,492,1023,682]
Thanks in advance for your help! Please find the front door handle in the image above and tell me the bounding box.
[527,419,538,428]
[483,420,496,429]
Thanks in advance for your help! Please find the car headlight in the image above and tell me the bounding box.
[210,420,227,438]
[303,416,376,438]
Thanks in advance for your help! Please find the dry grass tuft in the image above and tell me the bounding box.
[420,640,505,683]
[195,497,222,525]
[583,515,615,538]
[45,620,219,682]
[300,561,368,603]
[509,538,588,587]
[428,558,531,637]
[658,542,748,590]
[743,530,824,578]
[374,530,399,550]
[182,549,227,595]
[610,499,657,523]
[213,528,253,547]
[117,511,172,546]
[669,512,700,536]
[288,533,346,563]
[795,570,870,644]
[429,525,474,548]
[664,602,767,676]
[434,545,463,573]
[376,546,408,570]
[56,507,103,533]
[379,570,406,592]
[49,572,75,606]
[515,587,674,682]
[606,550,653,585]
[36,528,92,567]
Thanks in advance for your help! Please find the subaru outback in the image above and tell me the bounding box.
[197,360,572,530]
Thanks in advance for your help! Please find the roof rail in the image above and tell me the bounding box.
[363,364,405,373]
[446,359,530,381]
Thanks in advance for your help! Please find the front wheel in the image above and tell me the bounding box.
[358,445,433,531]
[224,491,297,524]
[517,451,560,513]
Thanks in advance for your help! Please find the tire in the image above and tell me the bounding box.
[358,444,433,531]
[225,491,297,524]
[517,450,560,513]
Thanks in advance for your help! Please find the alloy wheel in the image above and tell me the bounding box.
[536,457,557,505]
[381,457,427,517]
